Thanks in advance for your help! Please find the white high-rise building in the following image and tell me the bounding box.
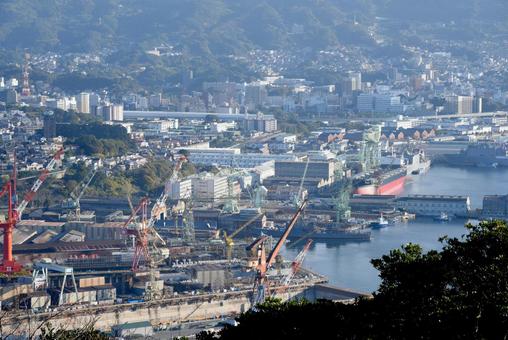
[77,92,90,114]
[351,72,362,91]
[445,95,473,115]
[191,175,229,202]
[457,96,473,115]
[165,179,192,200]
[111,104,124,121]
[102,104,124,121]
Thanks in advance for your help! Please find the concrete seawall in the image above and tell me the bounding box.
[4,282,366,335]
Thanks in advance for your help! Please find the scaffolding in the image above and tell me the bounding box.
[359,125,381,172]
[334,180,352,223]
[222,176,240,214]
[333,161,351,223]
[182,201,196,244]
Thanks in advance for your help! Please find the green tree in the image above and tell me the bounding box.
[200,220,508,339]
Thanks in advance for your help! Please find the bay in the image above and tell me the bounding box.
[281,165,508,293]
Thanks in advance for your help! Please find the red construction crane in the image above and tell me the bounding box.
[0,147,64,274]
[282,239,313,287]
[123,197,150,271]
[123,156,187,272]
[251,199,307,306]
[17,148,65,219]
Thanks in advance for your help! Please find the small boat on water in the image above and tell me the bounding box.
[400,212,416,221]
[369,215,392,229]
[434,212,450,222]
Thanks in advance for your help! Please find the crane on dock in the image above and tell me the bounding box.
[223,211,264,259]
[122,156,188,300]
[359,125,381,172]
[282,239,312,287]
[153,155,187,224]
[0,148,64,273]
[293,158,309,207]
[250,200,307,307]
[123,196,169,300]
[123,197,151,271]
[62,167,97,221]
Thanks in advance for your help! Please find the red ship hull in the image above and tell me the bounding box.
[354,176,406,196]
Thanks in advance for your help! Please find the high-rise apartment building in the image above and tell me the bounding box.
[43,110,56,139]
[76,92,90,114]
[102,104,124,121]
[446,95,473,115]
[473,97,483,113]
[351,72,362,91]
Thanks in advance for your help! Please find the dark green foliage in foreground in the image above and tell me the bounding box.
[199,220,508,339]
[40,323,109,340]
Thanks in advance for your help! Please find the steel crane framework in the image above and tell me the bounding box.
[250,200,308,306]
[0,148,64,274]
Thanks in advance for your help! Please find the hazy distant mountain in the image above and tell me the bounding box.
[0,0,506,54]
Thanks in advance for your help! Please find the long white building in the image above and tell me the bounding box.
[186,152,297,168]
[396,195,471,217]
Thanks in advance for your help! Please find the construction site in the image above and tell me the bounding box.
[0,148,369,338]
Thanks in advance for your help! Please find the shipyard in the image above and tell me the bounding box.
[2,108,508,336]
[0,2,508,337]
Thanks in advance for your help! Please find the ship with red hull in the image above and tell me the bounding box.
[354,168,407,196]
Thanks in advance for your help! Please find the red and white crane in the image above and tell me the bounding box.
[148,155,187,230]
[123,197,150,271]
[17,148,64,220]
[250,199,307,306]
[123,155,187,272]
[0,147,64,273]
[282,239,313,286]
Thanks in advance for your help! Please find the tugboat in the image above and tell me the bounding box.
[434,212,450,222]
[369,215,392,229]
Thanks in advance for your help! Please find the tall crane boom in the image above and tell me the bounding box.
[294,158,309,207]
[148,155,187,231]
[63,167,97,220]
[251,200,307,306]
[282,239,312,286]
[224,212,263,247]
[16,148,64,219]
[0,147,64,273]
[73,168,97,203]
[266,200,307,268]
[123,197,150,271]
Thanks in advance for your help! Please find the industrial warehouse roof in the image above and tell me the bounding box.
[399,195,469,201]
[17,220,66,228]
[0,227,37,245]
[10,240,126,254]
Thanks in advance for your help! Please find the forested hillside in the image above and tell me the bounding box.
[0,0,506,53]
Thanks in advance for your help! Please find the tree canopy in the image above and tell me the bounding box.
[57,122,134,157]
[199,220,508,339]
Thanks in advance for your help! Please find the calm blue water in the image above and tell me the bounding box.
[281,165,508,293]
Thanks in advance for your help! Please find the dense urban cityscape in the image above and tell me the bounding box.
[0,0,508,338]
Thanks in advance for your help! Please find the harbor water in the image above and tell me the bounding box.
[281,165,508,293]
